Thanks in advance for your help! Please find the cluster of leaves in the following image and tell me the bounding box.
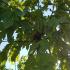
[0,0,70,70]
[18,56,28,70]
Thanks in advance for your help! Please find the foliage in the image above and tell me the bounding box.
[0,0,70,70]
[18,56,28,70]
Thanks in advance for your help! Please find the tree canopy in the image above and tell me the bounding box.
[0,0,70,70]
